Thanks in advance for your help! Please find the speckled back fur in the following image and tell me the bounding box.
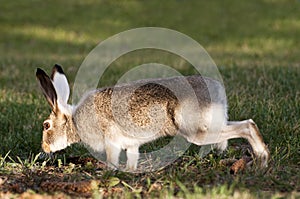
[73,75,227,153]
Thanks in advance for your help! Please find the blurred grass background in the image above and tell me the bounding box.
[0,0,299,197]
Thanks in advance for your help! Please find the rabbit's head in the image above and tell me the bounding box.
[36,64,74,153]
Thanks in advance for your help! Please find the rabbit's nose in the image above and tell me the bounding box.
[42,142,51,153]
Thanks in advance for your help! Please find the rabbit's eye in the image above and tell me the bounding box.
[43,122,51,130]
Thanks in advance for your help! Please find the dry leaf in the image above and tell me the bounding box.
[230,158,246,174]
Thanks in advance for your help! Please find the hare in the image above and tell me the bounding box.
[36,64,269,170]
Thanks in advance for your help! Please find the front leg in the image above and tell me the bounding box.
[126,146,139,171]
[105,140,122,169]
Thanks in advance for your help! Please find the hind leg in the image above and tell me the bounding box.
[213,140,228,152]
[220,119,269,167]
[213,121,250,152]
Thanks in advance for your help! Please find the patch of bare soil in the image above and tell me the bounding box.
[0,157,104,198]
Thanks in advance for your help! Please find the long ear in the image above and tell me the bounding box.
[36,68,57,109]
[50,64,70,105]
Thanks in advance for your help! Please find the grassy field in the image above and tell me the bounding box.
[0,0,299,198]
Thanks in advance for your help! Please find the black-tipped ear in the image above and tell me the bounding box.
[51,64,65,80]
[49,64,70,104]
[36,68,57,108]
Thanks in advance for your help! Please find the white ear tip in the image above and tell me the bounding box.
[51,65,70,104]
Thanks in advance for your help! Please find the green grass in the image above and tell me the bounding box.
[0,0,300,198]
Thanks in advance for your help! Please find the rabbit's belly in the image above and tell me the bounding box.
[107,123,162,149]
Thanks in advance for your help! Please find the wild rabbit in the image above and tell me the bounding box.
[36,64,269,170]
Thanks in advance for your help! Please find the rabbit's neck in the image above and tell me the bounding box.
[66,114,81,144]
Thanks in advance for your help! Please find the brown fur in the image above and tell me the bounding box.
[37,65,269,170]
